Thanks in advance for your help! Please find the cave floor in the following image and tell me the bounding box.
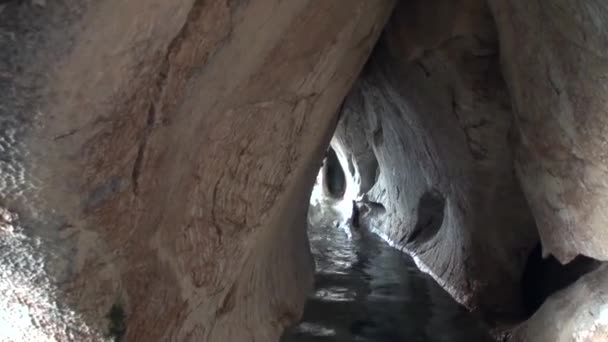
[281,199,493,342]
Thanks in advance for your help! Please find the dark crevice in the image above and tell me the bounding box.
[364,157,380,194]
[405,189,445,244]
[373,123,384,146]
[347,153,356,176]
[215,283,236,317]
[415,60,431,77]
[356,149,379,196]
[131,0,208,195]
[546,65,561,96]
[374,164,380,184]
[521,243,601,316]
[323,147,346,199]
[131,103,155,195]
[106,301,126,342]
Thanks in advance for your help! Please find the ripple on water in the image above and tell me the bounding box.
[281,198,493,342]
[293,322,337,337]
[314,286,357,302]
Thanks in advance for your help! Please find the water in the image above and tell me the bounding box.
[281,200,494,342]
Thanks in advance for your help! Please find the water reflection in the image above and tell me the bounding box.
[281,200,493,342]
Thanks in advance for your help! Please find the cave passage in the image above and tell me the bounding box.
[280,160,493,342]
[323,148,347,199]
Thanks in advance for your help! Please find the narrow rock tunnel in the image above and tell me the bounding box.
[1,0,608,341]
[321,148,347,200]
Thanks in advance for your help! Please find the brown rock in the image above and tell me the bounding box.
[490,0,608,263]
[0,0,394,340]
[3,0,608,340]
[510,265,608,342]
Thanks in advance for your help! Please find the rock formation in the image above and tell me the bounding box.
[511,265,608,342]
[490,0,608,264]
[332,0,539,321]
[0,0,393,340]
[330,0,608,338]
[1,0,607,341]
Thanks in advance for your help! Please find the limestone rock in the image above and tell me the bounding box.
[332,0,538,320]
[3,0,608,340]
[510,265,608,342]
[0,0,393,340]
[490,0,608,263]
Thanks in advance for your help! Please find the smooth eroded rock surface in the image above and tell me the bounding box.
[490,0,608,263]
[510,265,608,342]
[3,0,608,340]
[0,0,393,340]
[331,0,538,321]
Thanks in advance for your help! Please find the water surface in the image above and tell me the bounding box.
[281,201,493,342]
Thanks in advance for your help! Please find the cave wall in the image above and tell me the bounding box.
[489,0,608,264]
[3,0,608,340]
[511,265,608,342]
[0,1,394,340]
[332,0,608,336]
[488,1,608,338]
[332,0,538,321]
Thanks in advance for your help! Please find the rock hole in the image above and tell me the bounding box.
[521,242,601,316]
[357,149,380,196]
[323,147,346,199]
[406,189,445,244]
[106,301,126,342]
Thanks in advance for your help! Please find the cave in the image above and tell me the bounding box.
[521,243,601,317]
[321,148,347,200]
[1,0,608,341]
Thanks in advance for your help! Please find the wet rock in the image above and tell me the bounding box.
[332,0,538,320]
